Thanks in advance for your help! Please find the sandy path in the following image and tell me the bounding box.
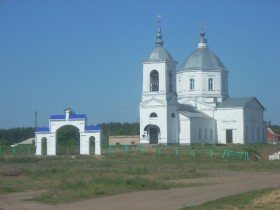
[1,171,279,210]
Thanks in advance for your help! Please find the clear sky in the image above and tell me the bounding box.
[0,0,280,128]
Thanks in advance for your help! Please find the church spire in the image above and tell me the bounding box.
[198,21,208,48]
[156,15,164,47]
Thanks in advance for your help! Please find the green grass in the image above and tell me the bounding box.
[180,188,280,210]
[0,144,280,204]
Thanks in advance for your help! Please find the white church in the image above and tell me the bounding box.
[139,21,266,145]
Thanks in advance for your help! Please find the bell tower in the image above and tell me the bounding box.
[139,17,178,145]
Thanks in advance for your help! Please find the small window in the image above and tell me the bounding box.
[171,113,175,118]
[169,71,173,92]
[190,78,195,90]
[199,128,202,139]
[208,78,213,90]
[210,129,213,140]
[150,112,157,118]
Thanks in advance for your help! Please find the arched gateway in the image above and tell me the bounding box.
[35,108,102,156]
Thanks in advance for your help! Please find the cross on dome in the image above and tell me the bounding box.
[156,15,164,47]
[198,20,208,48]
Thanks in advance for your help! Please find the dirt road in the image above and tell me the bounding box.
[1,171,279,210]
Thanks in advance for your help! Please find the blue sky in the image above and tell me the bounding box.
[0,0,280,128]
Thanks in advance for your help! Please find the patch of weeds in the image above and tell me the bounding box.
[180,188,277,210]
[5,156,40,164]
[126,167,149,175]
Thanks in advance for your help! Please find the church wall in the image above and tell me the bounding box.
[167,106,179,144]
[178,114,191,144]
[190,118,216,144]
[243,106,265,144]
[215,108,244,144]
[176,70,227,102]
[140,106,168,144]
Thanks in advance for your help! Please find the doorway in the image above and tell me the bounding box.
[226,129,233,143]
[149,126,159,144]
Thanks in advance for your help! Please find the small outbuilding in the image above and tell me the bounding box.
[267,127,279,144]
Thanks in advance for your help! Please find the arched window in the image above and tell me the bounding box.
[150,112,157,118]
[208,78,213,90]
[171,113,175,118]
[150,70,159,92]
[190,78,195,90]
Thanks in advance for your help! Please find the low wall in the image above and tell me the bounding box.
[109,135,140,145]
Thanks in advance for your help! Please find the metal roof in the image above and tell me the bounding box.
[179,47,226,72]
[217,97,264,109]
[85,126,102,131]
[146,18,174,62]
[50,114,86,120]
[179,104,211,118]
[147,46,174,61]
[35,127,50,132]
[179,30,226,72]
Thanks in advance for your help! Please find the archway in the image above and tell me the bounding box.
[41,137,47,155]
[56,125,80,155]
[144,125,160,144]
[89,136,95,154]
[35,109,102,156]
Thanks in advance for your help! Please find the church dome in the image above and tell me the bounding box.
[179,31,226,71]
[148,46,174,61]
[146,17,174,62]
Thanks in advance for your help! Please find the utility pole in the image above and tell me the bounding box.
[35,111,38,128]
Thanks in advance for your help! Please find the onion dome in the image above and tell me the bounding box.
[147,16,174,61]
[179,28,226,71]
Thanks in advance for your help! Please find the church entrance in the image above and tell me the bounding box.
[226,129,233,143]
[149,126,160,144]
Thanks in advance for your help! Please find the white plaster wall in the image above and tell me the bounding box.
[50,119,86,133]
[80,131,102,155]
[215,108,244,144]
[35,133,52,155]
[190,118,216,144]
[178,114,191,144]
[140,106,168,144]
[48,135,56,155]
[243,104,265,144]
[177,70,228,102]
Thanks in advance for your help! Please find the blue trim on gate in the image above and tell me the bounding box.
[85,126,102,131]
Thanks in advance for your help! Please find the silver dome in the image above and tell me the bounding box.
[179,47,226,71]
[147,46,174,61]
[179,30,226,72]
[147,18,174,62]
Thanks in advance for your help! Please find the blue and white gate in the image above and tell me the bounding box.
[35,108,102,156]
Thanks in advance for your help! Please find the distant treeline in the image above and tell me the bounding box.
[97,122,140,141]
[0,127,35,146]
[0,122,140,146]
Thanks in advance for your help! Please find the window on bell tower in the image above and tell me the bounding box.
[150,70,159,92]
